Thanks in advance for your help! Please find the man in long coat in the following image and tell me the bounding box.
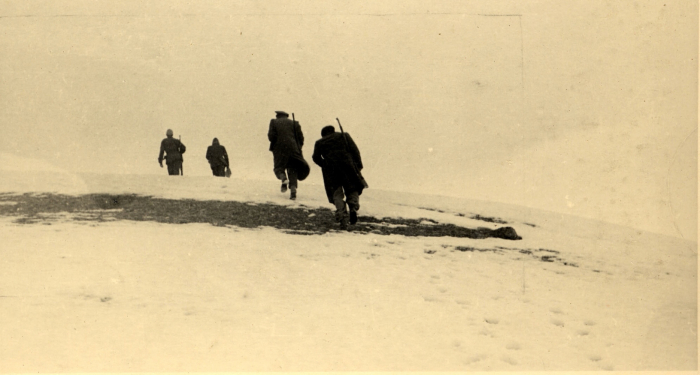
[158,129,186,176]
[268,111,310,200]
[205,138,229,177]
[312,125,366,229]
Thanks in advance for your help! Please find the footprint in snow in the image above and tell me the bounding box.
[583,319,597,326]
[549,307,564,314]
[183,309,196,316]
[589,356,615,371]
[484,317,500,325]
[506,342,521,350]
[500,355,518,365]
[478,328,494,337]
[463,353,488,365]
[551,318,565,327]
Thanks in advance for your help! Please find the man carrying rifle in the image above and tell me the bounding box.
[312,124,365,230]
[158,129,186,176]
[205,137,229,177]
[268,110,310,200]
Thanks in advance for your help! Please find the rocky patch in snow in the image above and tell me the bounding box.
[0,193,522,240]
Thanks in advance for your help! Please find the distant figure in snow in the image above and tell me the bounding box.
[205,138,230,177]
[312,125,366,230]
[268,110,310,200]
[158,129,186,176]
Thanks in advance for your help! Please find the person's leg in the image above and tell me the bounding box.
[346,190,360,224]
[277,170,288,192]
[273,155,287,186]
[332,187,348,229]
[172,160,183,176]
[215,165,226,177]
[287,168,298,199]
[167,162,178,175]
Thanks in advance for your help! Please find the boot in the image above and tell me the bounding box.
[349,209,357,225]
[290,188,297,200]
[280,178,288,193]
[335,210,348,230]
[339,216,349,230]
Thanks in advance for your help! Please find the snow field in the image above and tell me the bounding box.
[0,213,695,371]
[0,170,696,371]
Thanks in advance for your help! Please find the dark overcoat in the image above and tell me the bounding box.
[268,118,310,180]
[158,137,186,165]
[206,140,229,168]
[312,132,365,203]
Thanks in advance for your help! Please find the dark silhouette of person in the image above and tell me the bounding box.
[268,111,309,200]
[312,125,365,229]
[206,138,229,177]
[158,129,186,176]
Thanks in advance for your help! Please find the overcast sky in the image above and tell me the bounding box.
[0,0,696,239]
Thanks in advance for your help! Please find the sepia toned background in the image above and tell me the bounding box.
[0,1,697,372]
[0,0,696,240]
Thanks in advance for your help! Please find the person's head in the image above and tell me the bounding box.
[166,129,174,137]
[321,125,335,137]
[275,111,289,119]
[212,138,219,146]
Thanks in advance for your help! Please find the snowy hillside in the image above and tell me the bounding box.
[0,169,696,371]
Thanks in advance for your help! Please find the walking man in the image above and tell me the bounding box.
[312,125,365,230]
[268,111,310,199]
[205,137,229,177]
[158,129,186,176]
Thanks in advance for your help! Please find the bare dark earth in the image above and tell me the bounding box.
[0,193,522,240]
[451,245,579,268]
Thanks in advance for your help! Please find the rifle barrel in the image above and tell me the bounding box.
[336,118,344,133]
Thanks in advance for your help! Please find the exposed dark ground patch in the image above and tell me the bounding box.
[411,205,510,224]
[469,214,508,224]
[417,206,446,213]
[448,244,579,268]
[0,193,522,240]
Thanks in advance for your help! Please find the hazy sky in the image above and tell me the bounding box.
[0,0,697,239]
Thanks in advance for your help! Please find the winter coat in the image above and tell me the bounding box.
[158,137,186,165]
[206,139,229,168]
[268,117,310,180]
[312,132,365,203]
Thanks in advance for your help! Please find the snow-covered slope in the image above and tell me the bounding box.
[0,170,696,371]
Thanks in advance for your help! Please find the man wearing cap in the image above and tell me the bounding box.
[312,125,365,230]
[268,111,310,199]
[205,138,230,177]
[158,129,186,176]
